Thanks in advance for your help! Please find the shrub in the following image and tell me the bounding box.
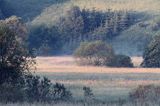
[129,85,160,104]
[25,76,73,103]
[0,82,25,103]
[107,55,133,67]
[83,86,94,99]
[83,86,95,103]
[53,83,72,102]
[74,41,133,67]
[74,41,114,66]
[0,75,73,103]
[25,75,53,103]
[141,35,160,67]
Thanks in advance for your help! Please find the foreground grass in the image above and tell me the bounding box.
[1,102,160,106]
[34,56,160,102]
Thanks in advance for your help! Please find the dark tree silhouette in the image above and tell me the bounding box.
[0,24,34,85]
[141,35,160,67]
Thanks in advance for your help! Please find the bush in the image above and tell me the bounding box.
[141,35,160,67]
[74,41,133,67]
[0,83,25,103]
[83,87,94,100]
[107,55,133,67]
[129,85,160,104]
[74,41,114,66]
[53,83,72,102]
[83,86,95,104]
[25,75,52,103]
[0,75,73,103]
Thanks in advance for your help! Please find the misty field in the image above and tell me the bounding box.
[34,56,160,102]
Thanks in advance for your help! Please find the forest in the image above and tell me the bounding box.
[1,0,159,56]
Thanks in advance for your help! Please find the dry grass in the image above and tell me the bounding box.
[34,56,160,102]
[1,102,160,106]
[36,56,160,74]
[1,56,160,105]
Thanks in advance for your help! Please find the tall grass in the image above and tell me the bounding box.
[1,102,160,106]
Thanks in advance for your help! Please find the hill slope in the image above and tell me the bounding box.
[1,0,160,56]
[31,0,160,26]
[0,0,68,21]
[30,0,160,56]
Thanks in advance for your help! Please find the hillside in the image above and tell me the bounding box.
[31,0,160,26]
[1,0,160,56]
[0,0,68,21]
[29,0,160,56]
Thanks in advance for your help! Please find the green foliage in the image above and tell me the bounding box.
[74,41,133,67]
[25,76,72,103]
[0,19,72,103]
[28,6,137,55]
[0,0,69,21]
[129,85,160,104]
[28,25,62,55]
[141,35,160,67]
[57,6,136,51]
[74,41,114,66]
[53,83,72,102]
[83,86,94,100]
[25,75,51,103]
[0,75,73,103]
[0,24,34,85]
[0,83,25,103]
[107,55,133,67]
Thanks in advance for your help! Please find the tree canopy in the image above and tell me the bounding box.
[74,41,133,67]
[0,23,34,85]
[74,41,114,66]
[141,35,160,67]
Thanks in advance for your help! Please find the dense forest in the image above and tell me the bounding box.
[29,6,139,55]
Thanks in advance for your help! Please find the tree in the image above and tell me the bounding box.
[0,21,35,103]
[29,25,63,55]
[0,16,28,42]
[0,24,34,85]
[141,35,160,67]
[74,41,114,66]
[0,18,73,103]
[74,41,133,67]
[107,55,133,67]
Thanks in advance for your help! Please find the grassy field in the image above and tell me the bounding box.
[34,56,160,102]
[1,102,160,106]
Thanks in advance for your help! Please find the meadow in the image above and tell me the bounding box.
[34,56,160,102]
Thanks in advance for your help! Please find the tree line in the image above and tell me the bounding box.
[29,6,138,55]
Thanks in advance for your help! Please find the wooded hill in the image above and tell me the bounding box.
[1,0,160,56]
